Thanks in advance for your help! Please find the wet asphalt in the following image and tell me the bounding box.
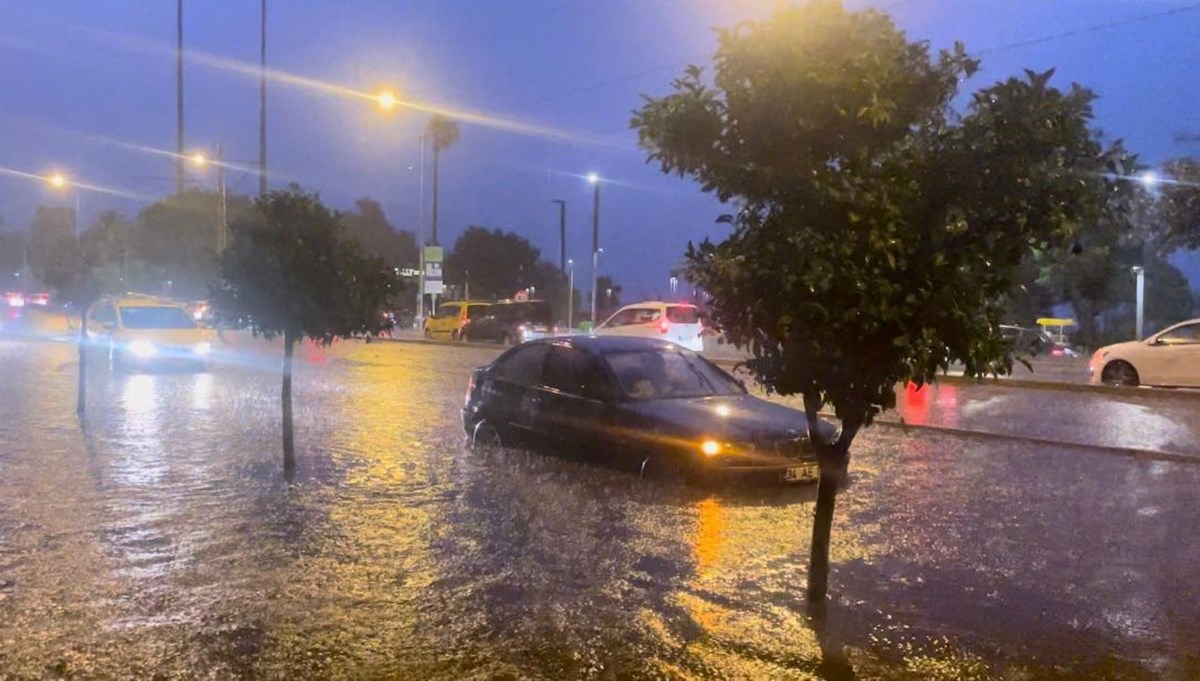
[0,336,1198,679]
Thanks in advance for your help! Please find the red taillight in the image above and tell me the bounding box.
[659,318,669,334]
[465,373,475,406]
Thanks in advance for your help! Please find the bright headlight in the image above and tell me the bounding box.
[700,439,722,457]
[129,340,157,357]
[194,342,212,356]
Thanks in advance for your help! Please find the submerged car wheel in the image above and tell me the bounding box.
[1102,361,1139,387]
[470,420,503,451]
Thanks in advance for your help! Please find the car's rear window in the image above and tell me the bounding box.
[603,348,742,400]
[119,306,197,330]
[666,306,700,324]
[497,302,553,324]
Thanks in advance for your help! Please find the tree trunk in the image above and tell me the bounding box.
[806,462,841,601]
[281,332,295,471]
[76,310,88,417]
[431,148,440,247]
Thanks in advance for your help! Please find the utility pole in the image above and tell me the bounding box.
[216,143,228,251]
[552,199,566,274]
[175,0,185,195]
[589,177,600,325]
[258,0,268,196]
[1132,266,1145,339]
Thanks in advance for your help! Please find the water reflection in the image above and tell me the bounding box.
[0,339,1196,678]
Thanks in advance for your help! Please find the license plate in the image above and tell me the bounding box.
[783,464,818,482]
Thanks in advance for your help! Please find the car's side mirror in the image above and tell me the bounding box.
[1147,336,1163,346]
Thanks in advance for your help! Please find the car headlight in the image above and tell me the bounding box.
[194,342,212,356]
[699,439,722,457]
[129,340,157,357]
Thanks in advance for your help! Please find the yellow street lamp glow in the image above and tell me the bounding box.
[191,153,208,167]
[48,173,67,189]
[377,90,398,111]
[700,439,721,457]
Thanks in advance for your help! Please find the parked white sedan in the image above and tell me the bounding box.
[593,302,706,352]
[1089,318,1200,388]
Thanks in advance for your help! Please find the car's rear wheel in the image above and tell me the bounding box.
[1102,361,1140,387]
[451,330,460,341]
[423,329,433,340]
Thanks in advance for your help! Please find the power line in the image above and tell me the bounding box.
[979,2,1200,54]
[532,2,1198,111]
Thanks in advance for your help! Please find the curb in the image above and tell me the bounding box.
[850,415,1200,465]
[707,357,1200,401]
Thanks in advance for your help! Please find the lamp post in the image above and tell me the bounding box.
[567,258,574,331]
[587,173,600,324]
[1132,265,1145,339]
[47,173,80,241]
[551,199,566,274]
[190,148,228,252]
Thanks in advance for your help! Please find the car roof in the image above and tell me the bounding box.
[549,335,685,354]
[103,294,185,308]
[617,301,696,308]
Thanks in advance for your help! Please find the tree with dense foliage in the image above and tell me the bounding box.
[340,197,419,268]
[26,206,82,298]
[212,187,398,470]
[133,189,253,299]
[426,114,461,247]
[445,226,543,300]
[632,1,1122,600]
[1156,157,1200,253]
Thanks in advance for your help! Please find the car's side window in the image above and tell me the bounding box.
[1160,323,1200,343]
[496,344,549,387]
[629,308,661,325]
[543,346,611,400]
[604,309,639,328]
[91,304,116,325]
[467,305,490,320]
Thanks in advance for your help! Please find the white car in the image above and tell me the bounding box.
[1089,318,1200,388]
[593,302,706,352]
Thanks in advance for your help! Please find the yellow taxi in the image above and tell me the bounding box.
[424,301,491,340]
[86,294,216,372]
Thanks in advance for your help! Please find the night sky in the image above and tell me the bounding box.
[2,0,1198,298]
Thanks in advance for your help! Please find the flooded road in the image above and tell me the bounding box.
[1,337,1198,679]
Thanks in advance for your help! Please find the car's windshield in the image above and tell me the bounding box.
[603,348,742,400]
[119,306,197,330]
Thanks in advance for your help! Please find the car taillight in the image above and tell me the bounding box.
[465,373,475,406]
[659,318,669,334]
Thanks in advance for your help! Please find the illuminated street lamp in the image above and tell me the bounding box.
[191,146,228,251]
[377,90,398,111]
[46,172,80,240]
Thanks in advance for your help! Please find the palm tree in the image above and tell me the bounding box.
[425,115,460,247]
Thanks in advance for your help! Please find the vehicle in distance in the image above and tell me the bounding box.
[86,294,215,372]
[424,301,491,340]
[593,302,706,352]
[1090,318,1200,388]
[461,300,556,344]
[999,324,1051,357]
[463,336,833,484]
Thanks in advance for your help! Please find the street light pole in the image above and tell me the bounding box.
[1132,265,1145,339]
[588,174,600,324]
[567,258,574,330]
[217,143,228,251]
[552,199,566,274]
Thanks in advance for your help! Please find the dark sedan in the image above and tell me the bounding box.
[462,336,835,484]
